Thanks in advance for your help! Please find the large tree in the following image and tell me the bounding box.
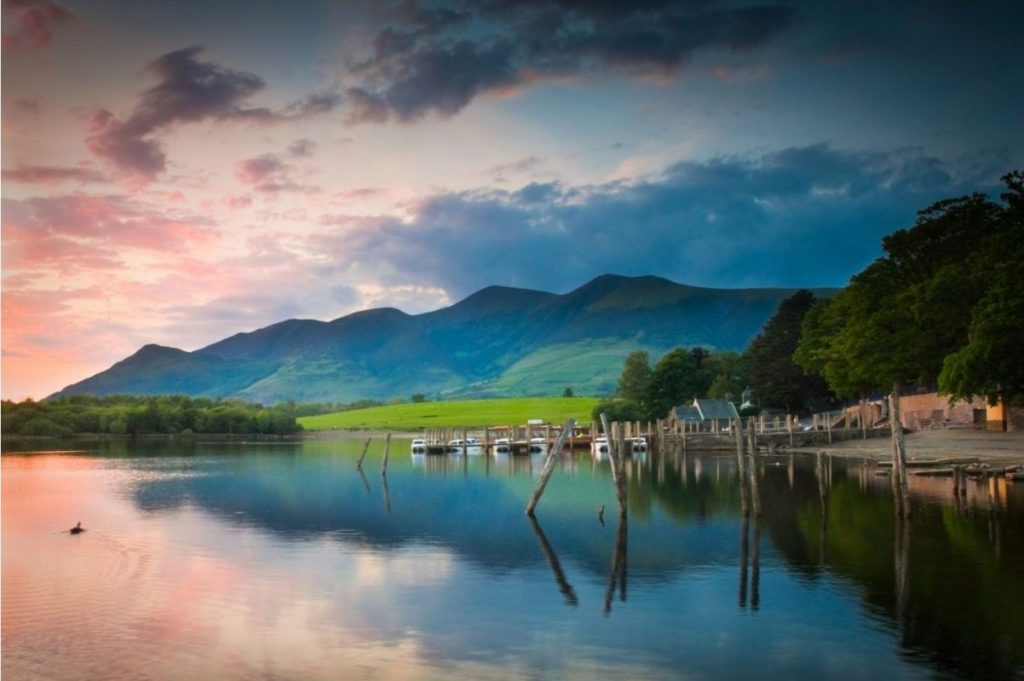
[647,347,712,418]
[617,350,651,407]
[795,185,1010,396]
[938,172,1024,406]
[793,171,1023,512]
[744,290,833,412]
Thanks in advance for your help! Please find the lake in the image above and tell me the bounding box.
[3,438,1022,681]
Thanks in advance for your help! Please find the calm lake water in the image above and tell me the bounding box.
[3,438,1022,681]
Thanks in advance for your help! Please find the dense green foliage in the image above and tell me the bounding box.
[796,171,1024,405]
[299,397,600,431]
[1,395,302,437]
[604,346,749,420]
[744,290,834,412]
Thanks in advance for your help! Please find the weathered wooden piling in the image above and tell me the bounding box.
[748,453,762,518]
[381,433,391,475]
[524,419,575,517]
[600,414,628,516]
[356,437,372,469]
[890,386,912,517]
[735,418,750,518]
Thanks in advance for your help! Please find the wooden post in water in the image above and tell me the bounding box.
[748,452,762,518]
[381,433,392,475]
[890,385,911,517]
[525,419,576,517]
[787,413,794,447]
[826,411,833,444]
[747,416,757,454]
[600,413,627,517]
[462,428,468,456]
[735,418,750,518]
[356,437,372,469]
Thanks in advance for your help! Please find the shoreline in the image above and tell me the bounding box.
[783,428,1024,468]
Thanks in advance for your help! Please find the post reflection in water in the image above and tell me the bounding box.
[526,515,578,607]
[603,517,628,616]
[357,465,371,494]
[738,515,749,608]
[751,521,761,611]
[894,512,910,633]
[381,472,391,515]
[3,438,1024,681]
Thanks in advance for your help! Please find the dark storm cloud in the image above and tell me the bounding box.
[87,47,340,179]
[347,0,796,123]
[319,144,999,294]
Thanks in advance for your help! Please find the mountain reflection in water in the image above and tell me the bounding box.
[2,438,1021,681]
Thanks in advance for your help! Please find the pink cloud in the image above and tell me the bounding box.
[2,0,74,51]
[2,165,109,185]
[2,194,216,254]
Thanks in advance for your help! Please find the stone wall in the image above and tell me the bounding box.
[898,392,987,430]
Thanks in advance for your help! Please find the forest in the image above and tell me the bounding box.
[1,395,303,437]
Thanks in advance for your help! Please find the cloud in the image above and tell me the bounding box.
[2,0,74,50]
[2,165,109,185]
[313,144,996,296]
[487,155,543,181]
[87,47,340,180]
[345,0,797,123]
[2,193,215,259]
[234,153,318,193]
[287,139,316,157]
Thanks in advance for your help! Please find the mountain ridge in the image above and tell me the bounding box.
[51,274,838,402]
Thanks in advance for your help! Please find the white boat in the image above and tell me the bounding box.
[491,437,511,455]
[529,437,547,454]
[592,435,610,458]
[411,438,426,454]
[447,437,483,454]
[631,436,648,453]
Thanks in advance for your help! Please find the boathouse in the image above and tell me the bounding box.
[668,399,740,432]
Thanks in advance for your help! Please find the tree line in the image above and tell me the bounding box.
[596,171,1023,421]
[1,395,303,437]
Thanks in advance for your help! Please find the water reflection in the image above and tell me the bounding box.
[603,517,628,616]
[526,515,577,607]
[3,438,1023,681]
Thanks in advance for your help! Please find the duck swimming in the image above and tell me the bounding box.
[69,522,84,534]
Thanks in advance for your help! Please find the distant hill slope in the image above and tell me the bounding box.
[51,274,838,402]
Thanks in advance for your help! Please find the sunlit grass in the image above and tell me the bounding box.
[298,397,601,431]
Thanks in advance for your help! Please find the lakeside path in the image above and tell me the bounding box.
[789,428,1024,468]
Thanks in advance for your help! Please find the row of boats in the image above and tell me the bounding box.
[410,435,648,457]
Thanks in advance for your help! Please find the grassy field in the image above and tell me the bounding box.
[298,397,601,431]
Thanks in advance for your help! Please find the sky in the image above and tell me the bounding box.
[2,0,1022,401]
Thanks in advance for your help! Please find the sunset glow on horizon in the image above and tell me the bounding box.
[3,0,1022,400]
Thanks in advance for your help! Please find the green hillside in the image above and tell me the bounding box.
[299,397,600,431]
[450,337,661,398]
[52,274,837,403]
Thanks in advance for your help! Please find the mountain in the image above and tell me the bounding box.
[51,275,838,402]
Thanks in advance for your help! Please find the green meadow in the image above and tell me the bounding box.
[298,397,601,431]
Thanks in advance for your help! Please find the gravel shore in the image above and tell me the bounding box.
[790,427,1024,467]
